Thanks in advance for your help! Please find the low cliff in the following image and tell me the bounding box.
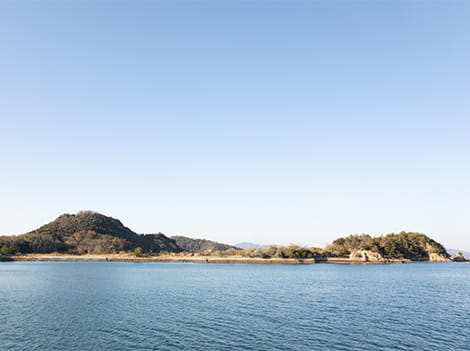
[452,253,468,262]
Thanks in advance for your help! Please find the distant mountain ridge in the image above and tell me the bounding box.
[235,242,276,249]
[0,211,233,255]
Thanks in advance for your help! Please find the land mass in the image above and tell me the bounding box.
[0,211,456,264]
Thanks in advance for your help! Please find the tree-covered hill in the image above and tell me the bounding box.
[171,235,240,254]
[0,211,182,254]
[325,232,449,260]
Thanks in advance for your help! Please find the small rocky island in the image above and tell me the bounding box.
[452,252,468,262]
[0,211,455,264]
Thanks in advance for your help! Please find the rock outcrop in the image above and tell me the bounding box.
[429,253,452,262]
[452,252,468,262]
[349,250,386,263]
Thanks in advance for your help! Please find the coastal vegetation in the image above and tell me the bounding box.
[238,245,323,259]
[0,211,451,262]
[133,247,144,257]
[0,245,17,255]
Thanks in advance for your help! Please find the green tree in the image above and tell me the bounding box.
[133,247,144,257]
[0,246,17,255]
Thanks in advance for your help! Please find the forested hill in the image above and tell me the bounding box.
[0,211,182,254]
[325,232,449,260]
[171,235,240,253]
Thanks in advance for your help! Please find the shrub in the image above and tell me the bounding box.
[0,246,17,255]
[133,247,144,257]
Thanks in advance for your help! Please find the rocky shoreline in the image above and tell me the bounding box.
[0,254,459,264]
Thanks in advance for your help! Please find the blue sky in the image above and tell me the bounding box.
[1,0,469,250]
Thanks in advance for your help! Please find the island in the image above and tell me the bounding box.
[452,252,469,262]
[0,211,454,264]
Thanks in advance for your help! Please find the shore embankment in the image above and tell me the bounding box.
[0,255,417,264]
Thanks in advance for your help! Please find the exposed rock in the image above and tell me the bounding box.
[349,250,385,263]
[429,253,452,262]
[452,252,468,262]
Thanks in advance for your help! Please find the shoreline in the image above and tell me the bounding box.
[0,255,448,264]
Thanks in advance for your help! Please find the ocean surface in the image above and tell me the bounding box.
[1,262,469,351]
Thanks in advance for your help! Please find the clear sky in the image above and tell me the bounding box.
[1,0,469,250]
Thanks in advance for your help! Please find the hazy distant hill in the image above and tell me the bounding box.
[235,242,275,249]
[171,236,240,253]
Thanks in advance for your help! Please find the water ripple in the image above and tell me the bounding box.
[1,262,469,350]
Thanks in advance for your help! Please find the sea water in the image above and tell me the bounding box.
[1,262,468,350]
